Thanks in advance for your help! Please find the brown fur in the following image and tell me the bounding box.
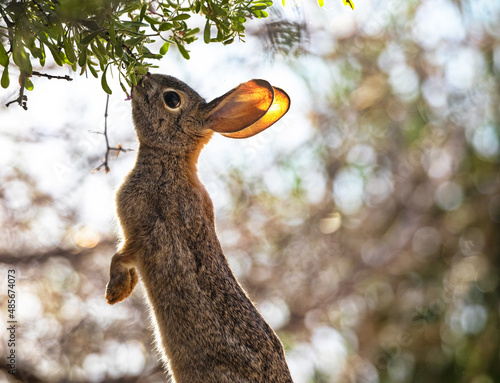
[105,74,293,383]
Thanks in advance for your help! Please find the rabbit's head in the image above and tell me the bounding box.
[131,73,290,154]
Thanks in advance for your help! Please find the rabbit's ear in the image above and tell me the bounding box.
[204,80,284,136]
[220,86,290,139]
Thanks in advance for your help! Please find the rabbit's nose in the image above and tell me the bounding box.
[138,72,151,85]
[136,73,150,87]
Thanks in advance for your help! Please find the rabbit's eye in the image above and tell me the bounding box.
[163,91,181,109]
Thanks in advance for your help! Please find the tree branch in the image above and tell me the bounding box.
[5,72,73,109]
[32,71,73,81]
[93,94,133,173]
[5,73,28,109]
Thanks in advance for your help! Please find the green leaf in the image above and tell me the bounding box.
[176,43,190,60]
[185,27,200,37]
[130,72,138,85]
[159,42,170,55]
[159,22,173,31]
[13,44,33,73]
[139,4,147,22]
[171,14,191,21]
[88,62,98,78]
[81,30,101,45]
[144,15,161,24]
[105,40,112,56]
[78,48,87,67]
[98,58,105,72]
[204,21,211,44]
[109,24,116,44]
[135,65,149,75]
[90,43,105,63]
[120,20,148,29]
[12,35,30,71]
[233,23,245,32]
[95,38,107,57]
[120,80,130,96]
[211,2,228,16]
[1,65,9,88]
[0,42,9,67]
[124,36,144,47]
[115,37,123,58]
[24,77,34,91]
[251,5,268,10]
[140,46,162,59]
[251,9,268,18]
[38,41,46,66]
[27,44,42,60]
[63,38,76,64]
[101,64,112,94]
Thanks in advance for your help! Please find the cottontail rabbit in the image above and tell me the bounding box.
[105,73,293,383]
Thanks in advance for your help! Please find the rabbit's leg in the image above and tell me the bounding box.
[105,250,138,304]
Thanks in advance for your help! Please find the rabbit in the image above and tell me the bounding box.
[105,73,293,383]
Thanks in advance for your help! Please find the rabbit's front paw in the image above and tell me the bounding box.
[105,267,138,305]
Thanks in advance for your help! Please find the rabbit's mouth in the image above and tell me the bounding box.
[132,72,153,96]
[136,72,152,87]
[131,82,151,106]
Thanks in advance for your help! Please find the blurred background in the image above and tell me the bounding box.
[1,0,500,382]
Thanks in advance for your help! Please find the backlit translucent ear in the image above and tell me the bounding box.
[221,87,290,139]
[204,80,274,134]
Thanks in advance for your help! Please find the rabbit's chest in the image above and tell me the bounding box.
[115,178,162,231]
[116,176,207,236]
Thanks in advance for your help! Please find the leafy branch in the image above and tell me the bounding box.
[0,0,273,106]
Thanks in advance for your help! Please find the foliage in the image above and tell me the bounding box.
[0,0,271,102]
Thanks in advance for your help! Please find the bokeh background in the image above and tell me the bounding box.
[1,0,500,382]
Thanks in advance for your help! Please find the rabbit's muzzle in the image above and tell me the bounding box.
[133,72,153,92]
[131,77,153,105]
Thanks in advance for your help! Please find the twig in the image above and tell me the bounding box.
[5,89,27,109]
[32,71,73,81]
[93,94,132,173]
[5,72,73,109]
[5,73,28,109]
